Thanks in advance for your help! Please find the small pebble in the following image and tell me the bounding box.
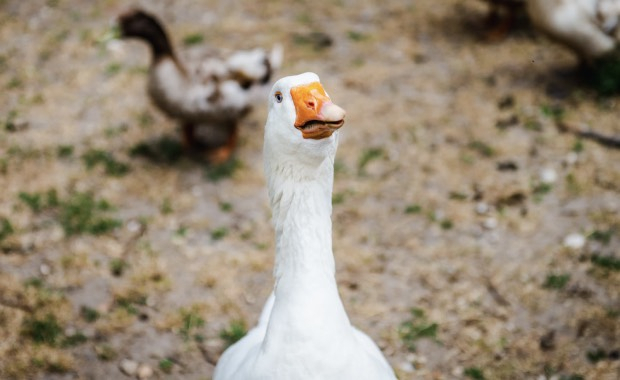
[119,359,138,376]
[398,361,415,373]
[482,217,498,230]
[126,219,142,233]
[137,364,153,379]
[564,152,578,166]
[475,202,489,215]
[106,39,125,56]
[39,263,51,276]
[563,233,585,250]
[539,167,558,184]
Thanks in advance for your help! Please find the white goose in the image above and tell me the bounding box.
[213,73,396,380]
[526,0,620,64]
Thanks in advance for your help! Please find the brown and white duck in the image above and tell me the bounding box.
[118,9,283,163]
[526,0,620,65]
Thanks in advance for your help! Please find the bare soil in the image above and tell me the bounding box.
[0,1,618,379]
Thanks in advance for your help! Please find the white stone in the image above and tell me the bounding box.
[126,219,142,233]
[564,152,578,166]
[482,217,498,230]
[119,359,138,376]
[397,361,415,373]
[563,233,585,250]
[539,167,558,184]
[137,363,154,379]
[475,202,489,215]
[39,263,51,276]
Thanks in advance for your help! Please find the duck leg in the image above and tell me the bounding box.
[485,3,519,41]
[182,122,197,149]
[206,121,238,164]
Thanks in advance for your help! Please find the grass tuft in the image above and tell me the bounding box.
[59,192,121,235]
[220,320,247,348]
[179,307,205,342]
[358,148,384,175]
[0,217,14,241]
[205,159,240,182]
[464,367,486,380]
[82,149,130,176]
[130,137,183,164]
[543,273,570,290]
[398,308,438,352]
[159,358,174,373]
[183,33,204,46]
[21,314,63,346]
[590,255,620,271]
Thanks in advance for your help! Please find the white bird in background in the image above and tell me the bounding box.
[213,72,397,380]
[118,9,283,163]
[526,0,620,65]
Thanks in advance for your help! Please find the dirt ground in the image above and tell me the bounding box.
[1,0,619,379]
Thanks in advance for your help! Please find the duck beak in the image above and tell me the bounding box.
[290,82,346,140]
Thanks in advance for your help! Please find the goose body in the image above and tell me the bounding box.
[118,9,282,162]
[526,0,620,63]
[213,73,396,380]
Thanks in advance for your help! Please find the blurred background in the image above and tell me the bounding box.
[0,0,618,379]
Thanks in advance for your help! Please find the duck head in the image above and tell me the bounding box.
[264,72,346,168]
[118,9,173,59]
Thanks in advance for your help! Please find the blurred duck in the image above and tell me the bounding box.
[118,9,283,163]
[481,0,526,40]
[526,0,620,65]
[213,73,396,380]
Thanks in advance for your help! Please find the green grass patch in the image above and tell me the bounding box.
[541,104,565,121]
[440,219,453,230]
[18,191,43,212]
[449,191,468,201]
[183,33,204,46]
[543,273,570,290]
[404,204,422,214]
[591,255,620,271]
[358,147,384,175]
[95,344,117,361]
[105,62,122,77]
[129,137,184,164]
[332,192,346,205]
[110,258,128,277]
[464,367,485,380]
[179,308,205,342]
[159,358,174,373]
[468,140,495,157]
[347,30,368,41]
[586,348,607,363]
[532,183,553,202]
[59,192,121,235]
[205,159,240,182]
[19,190,121,236]
[82,149,130,176]
[80,306,100,323]
[211,227,228,241]
[219,202,233,212]
[61,332,87,347]
[21,314,63,346]
[220,320,247,348]
[398,308,438,352]
[588,229,614,245]
[0,217,14,241]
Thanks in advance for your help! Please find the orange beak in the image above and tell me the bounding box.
[290,82,346,140]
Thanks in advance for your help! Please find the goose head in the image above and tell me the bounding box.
[264,72,346,170]
[118,9,173,58]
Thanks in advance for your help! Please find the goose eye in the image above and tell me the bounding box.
[274,92,283,103]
